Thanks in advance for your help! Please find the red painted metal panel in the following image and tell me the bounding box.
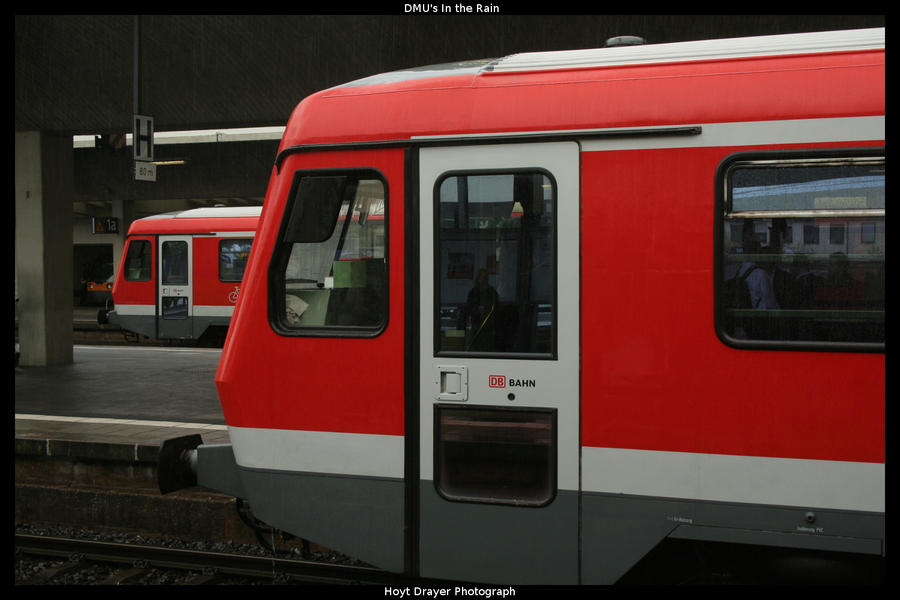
[127,216,258,236]
[111,235,155,306]
[282,50,884,147]
[216,148,406,436]
[191,236,250,308]
[579,144,884,464]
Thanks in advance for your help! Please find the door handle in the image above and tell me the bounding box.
[435,365,468,402]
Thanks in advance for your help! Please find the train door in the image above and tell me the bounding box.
[158,235,192,339]
[417,142,580,584]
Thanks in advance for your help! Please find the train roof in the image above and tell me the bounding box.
[279,28,884,150]
[127,206,261,236]
[339,28,883,86]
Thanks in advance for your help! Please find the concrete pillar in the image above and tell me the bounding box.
[15,131,74,366]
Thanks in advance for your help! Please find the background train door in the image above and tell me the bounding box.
[157,234,192,339]
[417,142,580,584]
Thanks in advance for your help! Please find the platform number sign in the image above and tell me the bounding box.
[134,114,156,181]
[91,217,120,234]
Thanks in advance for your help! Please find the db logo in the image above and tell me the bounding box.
[489,375,506,388]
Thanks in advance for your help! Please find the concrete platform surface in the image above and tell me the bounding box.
[15,344,228,457]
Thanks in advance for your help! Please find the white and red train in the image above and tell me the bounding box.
[164,28,884,583]
[105,206,260,343]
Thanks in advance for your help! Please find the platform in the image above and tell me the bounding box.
[15,343,229,460]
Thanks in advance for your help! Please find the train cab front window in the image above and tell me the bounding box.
[123,239,152,281]
[717,152,884,350]
[270,170,387,335]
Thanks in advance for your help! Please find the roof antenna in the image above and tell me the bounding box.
[605,35,646,47]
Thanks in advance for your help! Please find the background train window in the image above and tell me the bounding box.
[219,239,252,282]
[123,239,151,281]
[719,155,884,348]
[270,171,387,334]
[435,405,556,507]
[436,172,556,357]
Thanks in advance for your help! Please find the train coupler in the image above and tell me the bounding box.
[157,434,202,494]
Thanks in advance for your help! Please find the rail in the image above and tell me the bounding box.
[15,533,407,585]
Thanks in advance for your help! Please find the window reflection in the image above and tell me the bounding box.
[721,158,884,345]
[437,172,555,356]
[272,174,387,332]
[219,239,252,282]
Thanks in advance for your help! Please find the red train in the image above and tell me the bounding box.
[163,28,884,583]
[105,206,260,343]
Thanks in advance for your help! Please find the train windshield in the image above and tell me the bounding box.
[270,172,387,334]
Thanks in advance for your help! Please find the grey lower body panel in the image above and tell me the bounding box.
[192,315,229,339]
[108,312,156,339]
[194,443,883,584]
[419,481,579,584]
[581,491,885,584]
[225,462,405,572]
[108,312,227,340]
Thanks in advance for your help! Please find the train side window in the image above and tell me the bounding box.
[270,170,387,335]
[123,239,152,281]
[219,239,252,282]
[435,405,557,507]
[435,172,556,357]
[717,152,884,350]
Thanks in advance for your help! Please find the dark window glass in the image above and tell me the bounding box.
[123,239,152,281]
[271,172,387,333]
[161,241,188,285]
[435,405,556,506]
[721,157,884,347]
[436,172,555,356]
[161,296,188,319]
[219,239,252,282]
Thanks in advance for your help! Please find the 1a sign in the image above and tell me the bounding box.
[91,217,120,234]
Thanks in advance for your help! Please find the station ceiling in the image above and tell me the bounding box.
[16,14,884,218]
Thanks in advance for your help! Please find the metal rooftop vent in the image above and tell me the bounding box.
[605,35,645,47]
[487,28,884,74]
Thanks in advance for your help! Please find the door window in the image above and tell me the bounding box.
[435,172,556,357]
[435,405,556,506]
[161,240,188,285]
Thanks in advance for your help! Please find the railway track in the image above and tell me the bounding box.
[15,533,403,585]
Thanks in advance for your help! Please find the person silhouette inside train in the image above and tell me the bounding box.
[460,268,499,351]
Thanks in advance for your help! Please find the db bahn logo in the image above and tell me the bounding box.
[489,375,536,388]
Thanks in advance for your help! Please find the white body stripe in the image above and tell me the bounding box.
[193,304,235,318]
[114,304,235,316]
[582,446,884,513]
[227,426,404,479]
[213,230,255,237]
[579,116,884,152]
[113,303,155,316]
